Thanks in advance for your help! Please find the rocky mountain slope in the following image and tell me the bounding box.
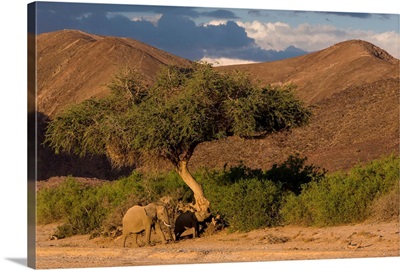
[37,30,191,118]
[195,40,399,172]
[218,39,398,104]
[35,30,399,178]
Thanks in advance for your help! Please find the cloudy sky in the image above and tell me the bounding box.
[32,1,399,65]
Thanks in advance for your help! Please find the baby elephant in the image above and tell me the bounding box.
[174,211,202,241]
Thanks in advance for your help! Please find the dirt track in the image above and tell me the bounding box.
[36,221,399,269]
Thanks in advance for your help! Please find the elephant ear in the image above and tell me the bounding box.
[144,204,157,219]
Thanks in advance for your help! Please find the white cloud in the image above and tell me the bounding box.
[202,20,228,26]
[237,20,400,58]
[130,14,162,26]
[107,12,162,26]
[200,57,260,66]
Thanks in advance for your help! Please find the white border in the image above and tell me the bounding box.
[1,1,399,270]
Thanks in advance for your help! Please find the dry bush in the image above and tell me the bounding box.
[368,187,399,222]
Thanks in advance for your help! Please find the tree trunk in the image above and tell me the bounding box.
[176,160,210,221]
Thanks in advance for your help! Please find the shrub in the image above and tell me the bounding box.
[37,177,102,237]
[217,162,265,184]
[37,154,398,237]
[141,171,193,204]
[281,155,399,226]
[280,192,313,226]
[200,167,283,232]
[220,178,282,231]
[368,184,399,222]
[37,172,192,238]
[265,153,326,195]
[37,176,91,225]
[37,174,147,237]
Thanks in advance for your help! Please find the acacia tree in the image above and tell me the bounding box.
[45,62,311,220]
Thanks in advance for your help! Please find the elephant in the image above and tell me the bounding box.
[122,203,173,247]
[174,211,203,241]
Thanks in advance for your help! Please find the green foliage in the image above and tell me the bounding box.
[198,154,326,231]
[37,176,88,225]
[281,155,399,226]
[37,175,145,237]
[217,179,282,231]
[37,177,98,236]
[206,154,325,190]
[107,67,148,104]
[213,162,265,185]
[45,63,311,169]
[266,153,326,195]
[199,166,283,232]
[44,63,311,223]
[37,155,399,237]
[37,172,191,238]
[44,96,137,168]
[140,171,193,203]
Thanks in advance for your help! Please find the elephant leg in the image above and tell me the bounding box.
[168,228,174,242]
[166,226,173,242]
[122,232,128,248]
[145,224,152,246]
[155,222,167,244]
[175,232,181,241]
[131,233,139,247]
[195,223,200,238]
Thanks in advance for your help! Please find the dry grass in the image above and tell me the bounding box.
[369,188,400,222]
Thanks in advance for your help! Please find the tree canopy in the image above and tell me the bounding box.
[45,62,311,218]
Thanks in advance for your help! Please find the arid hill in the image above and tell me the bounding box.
[217,39,398,104]
[35,30,399,178]
[37,29,191,118]
[36,30,192,179]
[195,40,399,172]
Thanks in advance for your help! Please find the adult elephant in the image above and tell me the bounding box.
[122,203,173,247]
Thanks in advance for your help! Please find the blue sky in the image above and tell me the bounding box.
[33,1,399,65]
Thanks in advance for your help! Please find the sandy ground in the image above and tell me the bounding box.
[35,220,399,269]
